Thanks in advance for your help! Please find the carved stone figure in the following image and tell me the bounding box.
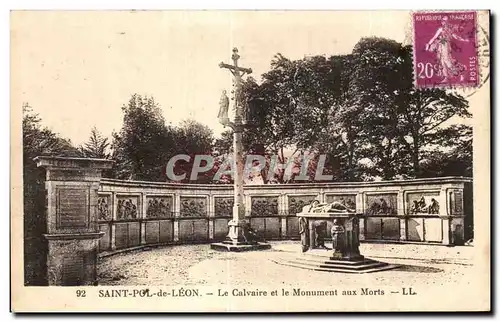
[428,198,439,214]
[410,196,439,214]
[218,90,230,125]
[367,197,394,215]
[312,220,328,249]
[301,199,321,213]
[97,197,109,221]
[117,198,138,219]
[331,219,346,257]
[301,199,354,214]
[298,216,309,252]
[243,225,262,244]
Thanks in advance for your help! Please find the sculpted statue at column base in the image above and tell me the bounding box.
[331,219,346,258]
[298,216,309,252]
[311,220,329,250]
[225,220,263,245]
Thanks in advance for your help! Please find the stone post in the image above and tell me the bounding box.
[439,187,451,245]
[34,156,113,286]
[397,190,407,241]
[140,193,147,245]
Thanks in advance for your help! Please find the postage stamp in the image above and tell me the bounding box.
[413,11,479,89]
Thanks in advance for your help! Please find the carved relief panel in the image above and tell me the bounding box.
[116,196,139,220]
[146,196,173,218]
[251,196,279,217]
[180,196,208,217]
[325,194,357,212]
[97,194,111,221]
[214,197,234,218]
[407,192,440,215]
[288,195,317,215]
[365,194,397,216]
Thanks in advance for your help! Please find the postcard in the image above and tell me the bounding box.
[11,10,490,312]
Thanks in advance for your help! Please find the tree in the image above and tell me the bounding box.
[400,88,470,177]
[214,37,473,182]
[174,119,214,155]
[420,124,472,177]
[79,127,110,159]
[111,94,221,182]
[111,94,177,181]
[348,38,471,179]
[22,103,79,285]
[170,119,217,183]
[215,54,348,183]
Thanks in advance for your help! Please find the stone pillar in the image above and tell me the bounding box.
[439,187,451,245]
[348,215,362,258]
[110,192,117,250]
[446,189,466,245]
[208,194,215,240]
[280,194,287,238]
[227,124,249,244]
[397,190,407,241]
[34,156,113,286]
[173,193,181,242]
[140,193,147,245]
[356,193,365,240]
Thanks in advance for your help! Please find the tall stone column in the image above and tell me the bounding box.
[34,156,113,286]
[210,47,270,251]
[226,122,248,243]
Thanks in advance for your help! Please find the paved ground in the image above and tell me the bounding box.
[97,241,475,288]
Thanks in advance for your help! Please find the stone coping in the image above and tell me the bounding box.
[297,212,362,218]
[101,176,472,190]
[34,156,114,169]
[43,232,105,240]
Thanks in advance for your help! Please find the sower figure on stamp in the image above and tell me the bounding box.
[425,16,469,83]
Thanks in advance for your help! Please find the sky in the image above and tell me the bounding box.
[11,10,481,146]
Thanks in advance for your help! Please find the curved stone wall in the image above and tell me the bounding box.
[97,177,473,252]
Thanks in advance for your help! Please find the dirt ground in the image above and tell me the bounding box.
[98,241,476,289]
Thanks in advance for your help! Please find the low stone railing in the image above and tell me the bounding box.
[27,156,472,286]
[97,176,473,252]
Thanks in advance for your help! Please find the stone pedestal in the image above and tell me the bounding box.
[34,156,113,286]
[210,219,271,252]
[289,211,397,273]
[301,213,363,259]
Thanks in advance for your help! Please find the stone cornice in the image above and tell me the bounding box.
[43,232,105,240]
[100,176,472,191]
[34,156,114,170]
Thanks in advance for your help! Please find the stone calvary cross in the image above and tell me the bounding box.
[210,48,271,252]
[218,47,252,128]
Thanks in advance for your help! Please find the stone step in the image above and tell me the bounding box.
[298,256,379,266]
[285,258,389,271]
[271,258,398,274]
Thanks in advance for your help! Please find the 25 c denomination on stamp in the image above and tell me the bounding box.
[413,11,479,89]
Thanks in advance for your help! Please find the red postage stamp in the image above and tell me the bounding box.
[413,11,479,88]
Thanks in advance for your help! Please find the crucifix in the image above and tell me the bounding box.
[211,48,270,251]
[218,47,252,127]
